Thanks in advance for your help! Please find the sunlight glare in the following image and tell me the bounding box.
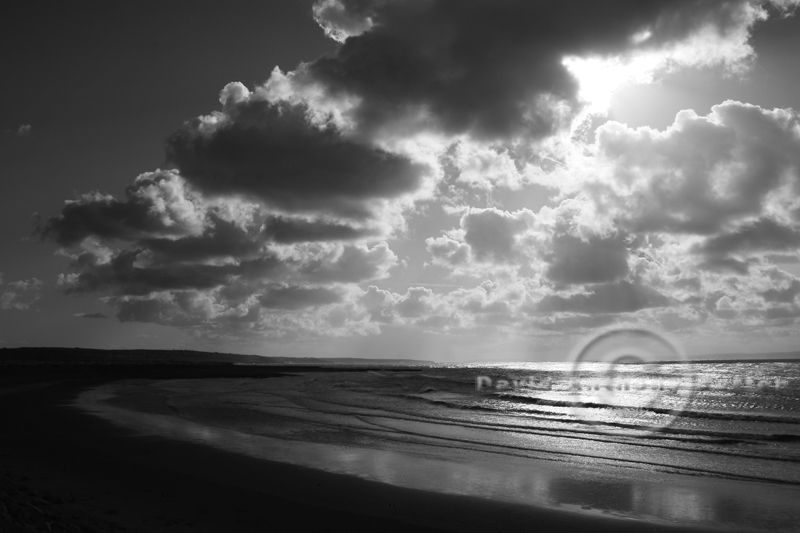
[562,53,663,113]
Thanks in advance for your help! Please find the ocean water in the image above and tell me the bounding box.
[79,361,800,531]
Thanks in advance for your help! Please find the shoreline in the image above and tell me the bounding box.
[0,368,753,532]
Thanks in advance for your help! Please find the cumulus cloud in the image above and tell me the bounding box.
[531,101,800,314]
[16,124,32,137]
[38,170,207,246]
[421,185,800,336]
[39,167,398,335]
[278,0,795,146]
[549,102,800,236]
[259,285,342,309]
[427,201,629,283]
[312,0,374,43]
[263,215,377,243]
[75,312,108,319]
[1,278,44,311]
[54,239,395,295]
[167,87,431,221]
[295,241,398,283]
[538,281,670,315]
[37,135,401,334]
[461,209,531,262]
[693,218,800,272]
[35,0,800,348]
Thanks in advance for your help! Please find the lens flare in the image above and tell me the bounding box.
[569,327,697,433]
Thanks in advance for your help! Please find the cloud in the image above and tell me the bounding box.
[35,1,800,349]
[538,281,670,314]
[296,241,397,283]
[353,278,674,334]
[461,209,531,262]
[693,218,800,272]
[55,240,395,296]
[544,231,630,285]
[1,278,44,311]
[426,200,628,284]
[425,208,536,273]
[285,0,792,144]
[38,170,207,246]
[108,286,375,339]
[75,312,108,319]
[426,235,470,267]
[259,285,342,310]
[761,279,800,303]
[16,124,32,137]
[166,88,430,221]
[39,156,398,332]
[550,102,800,236]
[313,0,374,43]
[395,286,434,318]
[537,201,630,285]
[263,215,376,243]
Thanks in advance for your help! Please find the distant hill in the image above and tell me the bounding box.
[3,346,797,366]
[0,347,433,366]
[685,351,800,363]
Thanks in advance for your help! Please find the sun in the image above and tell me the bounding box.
[562,53,664,114]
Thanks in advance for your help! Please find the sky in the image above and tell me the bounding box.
[2,0,800,361]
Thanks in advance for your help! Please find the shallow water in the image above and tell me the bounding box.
[76,362,800,532]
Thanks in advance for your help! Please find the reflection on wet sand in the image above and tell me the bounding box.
[76,385,800,532]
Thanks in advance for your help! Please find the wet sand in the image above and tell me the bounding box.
[0,366,736,532]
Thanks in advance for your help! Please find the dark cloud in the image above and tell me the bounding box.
[142,216,264,264]
[543,230,630,285]
[39,155,395,316]
[395,287,433,318]
[766,254,800,264]
[166,96,426,220]
[697,255,753,274]
[58,241,393,296]
[538,281,670,314]
[761,279,800,304]
[113,291,265,328]
[297,242,396,283]
[259,285,342,309]
[113,295,204,327]
[532,313,616,331]
[763,305,800,320]
[115,298,165,324]
[697,218,800,256]
[672,277,702,292]
[36,0,800,344]
[59,249,255,296]
[461,209,528,262]
[657,310,706,331]
[425,236,470,266]
[0,278,44,311]
[263,215,375,243]
[592,103,800,236]
[74,312,108,319]
[692,218,800,272]
[37,170,204,246]
[304,0,771,141]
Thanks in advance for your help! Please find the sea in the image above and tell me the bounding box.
[78,361,800,531]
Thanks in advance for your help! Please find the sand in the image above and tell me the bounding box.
[0,366,738,532]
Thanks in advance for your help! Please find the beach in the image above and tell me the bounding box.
[1,363,797,532]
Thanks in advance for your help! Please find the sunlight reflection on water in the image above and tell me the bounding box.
[76,383,800,532]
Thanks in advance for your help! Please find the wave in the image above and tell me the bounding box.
[491,392,800,425]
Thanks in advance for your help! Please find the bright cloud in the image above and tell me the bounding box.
[34,0,800,353]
